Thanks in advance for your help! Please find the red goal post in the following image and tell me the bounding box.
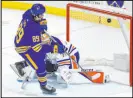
[66,3,132,86]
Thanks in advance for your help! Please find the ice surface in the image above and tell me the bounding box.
[2,8,132,97]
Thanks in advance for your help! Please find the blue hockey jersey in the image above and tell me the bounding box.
[14,9,47,47]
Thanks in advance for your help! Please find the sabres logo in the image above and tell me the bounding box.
[107,1,124,8]
[37,6,40,10]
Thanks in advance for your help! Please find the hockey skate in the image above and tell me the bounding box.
[15,61,26,76]
[10,61,33,82]
[10,61,26,77]
[40,84,56,94]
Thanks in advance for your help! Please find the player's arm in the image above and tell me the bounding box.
[29,19,51,53]
[51,36,66,54]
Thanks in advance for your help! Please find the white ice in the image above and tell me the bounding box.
[2,8,132,97]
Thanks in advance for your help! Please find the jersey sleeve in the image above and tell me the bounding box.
[51,36,64,45]
[50,36,65,54]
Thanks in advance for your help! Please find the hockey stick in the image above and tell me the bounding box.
[44,30,92,81]
[10,64,33,89]
[21,70,32,89]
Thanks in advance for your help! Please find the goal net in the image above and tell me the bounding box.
[66,3,132,86]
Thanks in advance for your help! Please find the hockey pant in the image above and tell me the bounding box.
[17,45,52,86]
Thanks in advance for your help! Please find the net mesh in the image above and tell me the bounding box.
[69,7,129,60]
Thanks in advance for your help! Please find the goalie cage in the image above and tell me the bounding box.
[66,3,132,86]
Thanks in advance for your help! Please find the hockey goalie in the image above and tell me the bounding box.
[11,32,110,93]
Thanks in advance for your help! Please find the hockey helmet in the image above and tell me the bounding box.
[30,3,46,16]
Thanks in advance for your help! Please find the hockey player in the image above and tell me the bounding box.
[13,3,57,94]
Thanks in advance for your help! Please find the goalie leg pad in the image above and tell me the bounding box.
[56,65,72,84]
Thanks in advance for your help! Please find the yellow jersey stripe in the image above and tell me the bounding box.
[32,44,41,49]
[36,46,42,52]
[25,54,38,70]
[15,46,30,53]
[38,77,47,82]
[32,46,42,52]
[32,44,42,52]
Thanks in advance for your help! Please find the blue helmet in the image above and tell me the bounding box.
[30,3,46,16]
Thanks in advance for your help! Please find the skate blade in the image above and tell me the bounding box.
[17,79,23,82]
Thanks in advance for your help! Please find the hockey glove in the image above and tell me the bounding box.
[39,19,47,33]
